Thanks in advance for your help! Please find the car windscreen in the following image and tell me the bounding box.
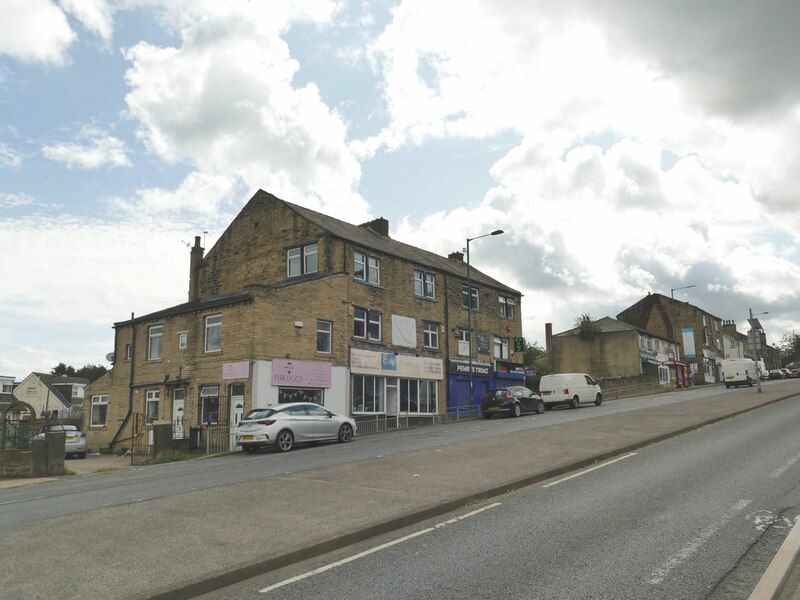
[243,409,277,420]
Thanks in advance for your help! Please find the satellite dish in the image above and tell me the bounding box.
[106,352,115,362]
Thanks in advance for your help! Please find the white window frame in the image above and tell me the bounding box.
[354,308,381,341]
[145,390,160,423]
[125,343,132,360]
[354,251,380,284]
[414,270,435,299]
[178,332,187,350]
[200,385,220,424]
[493,336,509,360]
[205,314,222,353]
[317,320,332,353]
[423,322,439,349]
[499,295,514,318]
[148,325,163,360]
[90,395,108,427]
[287,243,318,277]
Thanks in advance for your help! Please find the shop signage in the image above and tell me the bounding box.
[272,358,331,387]
[494,360,525,374]
[449,360,492,377]
[350,348,443,379]
[222,361,250,380]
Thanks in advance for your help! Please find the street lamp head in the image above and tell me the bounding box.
[490,229,504,236]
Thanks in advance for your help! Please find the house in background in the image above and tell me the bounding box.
[546,317,683,387]
[12,373,88,418]
[617,293,726,385]
[84,190,523,452]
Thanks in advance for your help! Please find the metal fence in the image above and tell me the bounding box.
[354,404,483,436]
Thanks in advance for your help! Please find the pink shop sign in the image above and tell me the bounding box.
[272,359,332,388]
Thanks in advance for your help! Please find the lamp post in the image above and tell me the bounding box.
[670,284,695,387]
[466,229,504,408]
[748,308,769,393]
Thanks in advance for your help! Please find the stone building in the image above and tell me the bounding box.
[84,190,523,451]
[547,316,683,386]
[617,293,725,384]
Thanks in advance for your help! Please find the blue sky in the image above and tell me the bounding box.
[2,0,800,380]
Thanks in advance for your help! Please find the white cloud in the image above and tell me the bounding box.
[60,0,114,42]
[0,0,75,65]
[42,132,132,169]
[121,3,369,221]
[0,192,34,208]
[0,143,23,169]
[111,171,239,216]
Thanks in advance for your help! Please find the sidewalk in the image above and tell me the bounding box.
[0,451,134,489]
[1,384,798,600]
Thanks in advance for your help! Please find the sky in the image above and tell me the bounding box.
[2,0,800,381]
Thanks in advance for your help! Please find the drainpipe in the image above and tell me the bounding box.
[109,313,136,451]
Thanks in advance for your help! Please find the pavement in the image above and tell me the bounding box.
[2,383,800,600]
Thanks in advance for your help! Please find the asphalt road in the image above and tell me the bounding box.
[203,393,800,599]
[1,380,798,600]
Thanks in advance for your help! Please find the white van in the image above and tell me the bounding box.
[720,358,757,388]
[538,373,602,410]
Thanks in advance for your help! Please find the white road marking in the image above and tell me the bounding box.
[646,499,751,585]
[541,453,638,488]
[259,502,502,594]
[0,495,46,505]
[771,451,800,478]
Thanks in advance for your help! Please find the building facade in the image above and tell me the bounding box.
[84,190,523,450]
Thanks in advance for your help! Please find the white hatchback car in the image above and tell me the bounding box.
[236,402,357,453]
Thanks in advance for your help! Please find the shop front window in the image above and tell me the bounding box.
[352,375,384,413]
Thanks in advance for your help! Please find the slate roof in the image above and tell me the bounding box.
[115,289,253,327]
[31,373,90,407]
[274,190,520,294]
[553,316,672,341]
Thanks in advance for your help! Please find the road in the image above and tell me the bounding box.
[200,389,800,599]
[0,382,733,525]
[1,380,798,599]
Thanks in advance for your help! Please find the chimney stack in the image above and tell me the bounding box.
[188,236,204,302]
[448,251,464,262]
[545,322,553,352]
[358,217,389,236]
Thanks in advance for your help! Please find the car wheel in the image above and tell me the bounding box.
[512,403,522,418]
[78,452,86,459]
[337,423,354,443]
[571,395,579,409]
[594,394,602,407]
[243,446,258,454]
[544,404,552,411]
[535,399,545,414]
[276,430,294,452]
[482,412,493,419]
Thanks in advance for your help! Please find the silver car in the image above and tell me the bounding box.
[236,402,357,453]
[33,424,88,459]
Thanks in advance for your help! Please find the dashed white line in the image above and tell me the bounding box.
[259,502,502,594]
[541,453,638,488]
[646,499,751,585]
[771,451,800,478]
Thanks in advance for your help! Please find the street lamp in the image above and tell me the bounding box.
[748,308,769,393]
[670,284,696,387]
[466,229,504,408]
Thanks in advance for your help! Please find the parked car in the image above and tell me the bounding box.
[235,402,356,453]
[769,369,785,380]
[480,386,544,419]
[792,369,800,379]
[781,368,793,379]
[720,358,757,388]
[33,424,87,458]
[539,373,603,410]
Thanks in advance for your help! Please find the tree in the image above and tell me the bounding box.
[574,313,601,340]
[777,332,800,367]
[523,340,551,390]
[51,363,108,383]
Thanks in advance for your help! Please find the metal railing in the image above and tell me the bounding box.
[354,404,483,436]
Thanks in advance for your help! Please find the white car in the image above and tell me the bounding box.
[236,402,357,453]
[33,424,88,458]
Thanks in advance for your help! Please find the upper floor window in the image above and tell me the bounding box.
[354,308,381,341]
[148,325,163,360]
[462,285,479,310]
[494,336,509,360]
[317,320,332,353]
[205,314,222,352]
[414,270,435,299]
[178,332,187,350]
[287,243,318,277]
[354,251,380,284]
[499,295,514,319]
[457,329,470,356]
[423,321,439,349]
[125,343,132,360]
